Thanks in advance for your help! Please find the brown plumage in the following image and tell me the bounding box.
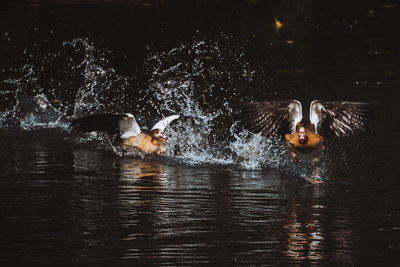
[234,100,374,183]
[285,123,324,179]
[122,130,166,154]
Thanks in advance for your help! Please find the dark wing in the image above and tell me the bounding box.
[233,100,303,137]
[309,100,374,139]
[70,113,141,138]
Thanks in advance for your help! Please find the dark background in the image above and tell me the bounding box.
[1,0,399,266]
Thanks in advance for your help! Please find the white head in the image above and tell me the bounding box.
[152,128,167,140]
[298,126,308,144]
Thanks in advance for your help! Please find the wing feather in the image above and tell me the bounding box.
[233,100,302,137]
[119,113,141,138]
[70,113,141,138]
[309,100,374,139]
[71,113,126,134]
[151,115,180,132]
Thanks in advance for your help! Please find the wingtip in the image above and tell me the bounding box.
[170,114,180,119]
[150,114,181,131]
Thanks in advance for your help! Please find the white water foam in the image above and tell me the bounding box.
[1,72,66,130]
[0,37,326,179]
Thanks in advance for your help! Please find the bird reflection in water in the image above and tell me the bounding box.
[117,157,169,261]
[284,186,326,261]
[117,157,168,215]
[73,151,170,261]
[118,157,166,180]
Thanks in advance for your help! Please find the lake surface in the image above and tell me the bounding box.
[1,0,399,266]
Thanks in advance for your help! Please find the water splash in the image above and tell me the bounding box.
[0,36,326,179]
[229,125,288,170]
[1,66,65,130]
[0,38,128,132]
[65,39,108,117]
[142,40,243,165]
[140,39,296,173]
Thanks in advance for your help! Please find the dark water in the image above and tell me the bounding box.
[1,0,400,266]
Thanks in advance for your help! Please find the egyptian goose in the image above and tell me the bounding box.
[71,113,180,154]
[234,100,373,183]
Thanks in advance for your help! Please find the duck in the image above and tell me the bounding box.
[70,113,180,154]
[233,100,374,183]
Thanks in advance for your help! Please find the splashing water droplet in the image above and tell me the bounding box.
[0,36,329,180]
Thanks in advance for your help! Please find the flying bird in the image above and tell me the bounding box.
[234,100,374,183]
[71,113,180,154]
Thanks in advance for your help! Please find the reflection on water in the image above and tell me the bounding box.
[283,185,367,265]
[119,158,166,180]
[0,135,399,265]
[115,159,287,264]
[284,186,327,262]
[117,159,179,262]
